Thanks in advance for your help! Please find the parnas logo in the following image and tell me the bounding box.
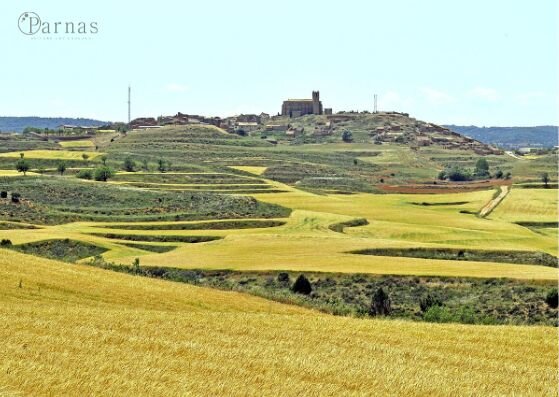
[18,12,98,36]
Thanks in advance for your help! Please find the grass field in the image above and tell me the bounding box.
[0,170,40,177]
[0,150,102,160]
[0,249,556,396]
[58,139,96,148]
[490,188,558,222]
[0,179,556,280]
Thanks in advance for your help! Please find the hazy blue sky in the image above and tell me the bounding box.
[1,0,557,125]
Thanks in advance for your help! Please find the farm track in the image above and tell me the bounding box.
[479,186,510,218]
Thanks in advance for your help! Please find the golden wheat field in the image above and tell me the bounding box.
[0,179,556,280]
[0,150,102,160]
[0,249,556,396]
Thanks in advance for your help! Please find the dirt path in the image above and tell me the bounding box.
[479,185,510,218]
[505,151,525,160]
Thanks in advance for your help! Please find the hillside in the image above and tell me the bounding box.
[1,249,556,396]
[0,116,556,395]
[0,117,108,133]
[445,125,558,149]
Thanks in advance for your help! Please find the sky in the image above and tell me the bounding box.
[1,0,557,126]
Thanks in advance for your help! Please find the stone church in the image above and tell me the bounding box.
[281,91,323,117]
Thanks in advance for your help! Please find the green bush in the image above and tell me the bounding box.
[123,157,136,172]
[76,169,93,180]
[424,306,478,324]
[277,272,290,286]
[342,130,353,142]
[419,294,443,312]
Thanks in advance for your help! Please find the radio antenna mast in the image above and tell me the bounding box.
[128,85,131,124]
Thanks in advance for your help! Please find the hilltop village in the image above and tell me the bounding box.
[38,91,503,156]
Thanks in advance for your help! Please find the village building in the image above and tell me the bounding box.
[282,91,323,117]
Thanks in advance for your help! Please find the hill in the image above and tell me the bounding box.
[445,125,558,149]
[0,116,108,133]
[0,249,556,396]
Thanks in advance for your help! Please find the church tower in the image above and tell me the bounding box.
[312,91,322,115]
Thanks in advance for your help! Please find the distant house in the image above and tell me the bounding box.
[236,122,260,134]
[265,124,288,132]
[259,113,270,122]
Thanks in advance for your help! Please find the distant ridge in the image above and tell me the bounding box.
[445,125,558,149]
[0,117,109,133]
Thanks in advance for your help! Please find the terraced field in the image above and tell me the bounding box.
[0,149,102,160]
[108,171,282,194]
[0,125,556,395]
[0,250,556,396]
[0,172,556,279]
[58,139,96,148]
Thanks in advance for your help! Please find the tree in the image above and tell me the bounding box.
[437,170,447,180]
[545,288,558,309]
[446,166,472,182]
[19,152,24,159]
[82,153,90,163]
[15,159,30,176]
[132,258,141,274]
[369,287,391,316]
[494,169,504,179]
[292,274,312,295]
[100,155,108,165]
[157,158,171,173]
[123,157,136,172]
[342,130,353,143]
[57,161,67,176]
[474,158,490,178]
[142,159,149,171]
[541,172,550,188]
[93,166,115,182]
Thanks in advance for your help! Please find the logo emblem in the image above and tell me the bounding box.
[18,12,41,35]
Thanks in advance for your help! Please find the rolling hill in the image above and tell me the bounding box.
[445,125,558,149]
[0,117,108,133]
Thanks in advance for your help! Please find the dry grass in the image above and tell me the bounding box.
[0,150,102,160]
[0,249,556,396]
[230,165,268,175]
[0,170,40,177]
[490,188,558,222]
[58,140,95,148]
